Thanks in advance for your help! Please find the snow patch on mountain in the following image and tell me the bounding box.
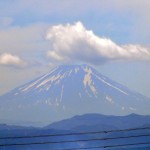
[78,92,82,98]
[75,67,79,73]
[36,74,65,88]
[93,73,128,95]
[60,85,64,102]
[129,107,136,111]
[20,67,59,92]
[106,96,114,103]
[122,106,125,110]
[83,66,97,96]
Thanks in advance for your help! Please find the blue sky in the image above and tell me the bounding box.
[0,0,150,97]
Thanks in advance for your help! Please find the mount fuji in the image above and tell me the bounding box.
[0,64,150,124]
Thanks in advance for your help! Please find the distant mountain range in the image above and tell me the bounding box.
[0,64,150,124]
[46,113,150,131]
[0,113,150,150]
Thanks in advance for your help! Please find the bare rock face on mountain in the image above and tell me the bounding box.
[0,64,150,123]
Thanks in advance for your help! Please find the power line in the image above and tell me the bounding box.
[0,133,150,147]
[57,142,150,150]
[66,142,150,150]
[0,141,150,149]
[0,126,150,140]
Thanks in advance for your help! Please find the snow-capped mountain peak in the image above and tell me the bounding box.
[0,64,150,123]
[18,64,127,97]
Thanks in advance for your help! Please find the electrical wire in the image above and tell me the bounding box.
[0,141,150,149]
[56,142,150,150]
[0,134,150,147]
[0,126,150,140]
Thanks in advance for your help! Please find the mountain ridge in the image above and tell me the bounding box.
[45,113,150,131]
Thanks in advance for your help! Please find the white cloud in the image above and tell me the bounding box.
[0,53,26,67]
[46,22,150,65]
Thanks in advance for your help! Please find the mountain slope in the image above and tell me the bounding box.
[0,64,150,124]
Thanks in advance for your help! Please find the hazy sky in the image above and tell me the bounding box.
[0,0,150,97]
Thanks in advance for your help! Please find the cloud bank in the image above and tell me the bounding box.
[0,53,26,67]
[46,22,150,65]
